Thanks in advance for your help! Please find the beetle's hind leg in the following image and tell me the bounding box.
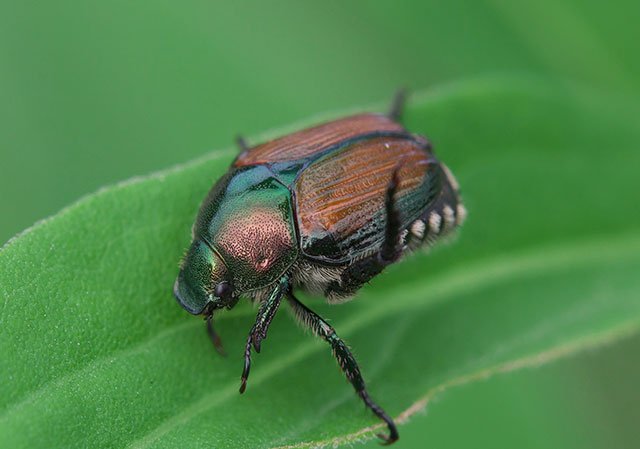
[380,168,404,263]
[388,88,407,122]
[286,291,399,444]
[326,167,405,299]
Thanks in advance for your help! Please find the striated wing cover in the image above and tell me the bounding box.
[234,113,406,167]
[294,135,443,264]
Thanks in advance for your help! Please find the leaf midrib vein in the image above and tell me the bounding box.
[274,319,640,449]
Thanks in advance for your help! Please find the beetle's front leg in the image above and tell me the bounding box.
[239,276,288,394]
[286,291,399,444]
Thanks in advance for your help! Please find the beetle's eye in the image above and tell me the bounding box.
[214,281,233,300]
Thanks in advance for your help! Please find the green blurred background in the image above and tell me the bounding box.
[1,1,638,447]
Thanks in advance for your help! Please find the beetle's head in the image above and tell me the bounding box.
[173,239,236,315]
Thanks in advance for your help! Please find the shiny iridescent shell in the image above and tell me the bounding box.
[192,113,464,297]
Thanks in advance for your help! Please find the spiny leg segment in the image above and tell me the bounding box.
[286,291,399,445]
[239,276,288,393]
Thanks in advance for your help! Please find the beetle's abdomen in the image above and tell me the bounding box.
[404,162,466,251]
[234,114,405,167]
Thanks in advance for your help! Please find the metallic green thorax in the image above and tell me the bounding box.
[193,165,298,294]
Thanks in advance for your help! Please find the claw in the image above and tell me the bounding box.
[240,334,252,394]
[359,391,399,445]
[377,428,399,446]
[239,377,248,394]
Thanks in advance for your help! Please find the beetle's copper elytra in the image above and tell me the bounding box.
[174,93,465,444]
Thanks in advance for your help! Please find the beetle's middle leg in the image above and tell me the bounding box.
[327,168,404,298]
[286,291,399,444]
[239,276,288,393]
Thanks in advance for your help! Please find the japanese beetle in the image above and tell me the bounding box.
[173,93,465,444]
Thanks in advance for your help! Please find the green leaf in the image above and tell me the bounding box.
[1,75,639,449]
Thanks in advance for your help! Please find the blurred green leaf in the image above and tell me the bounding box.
[1,76,639,448]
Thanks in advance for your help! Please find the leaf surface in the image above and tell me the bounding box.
[1,76,639,448]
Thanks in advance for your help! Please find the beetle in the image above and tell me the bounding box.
[173,92,465,444]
